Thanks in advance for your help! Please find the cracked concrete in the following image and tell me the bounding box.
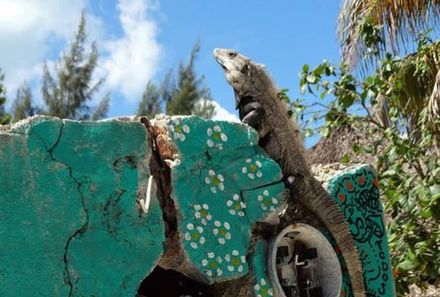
[0,116,395,297]
[34,121,91,296]
[0,117,165,297]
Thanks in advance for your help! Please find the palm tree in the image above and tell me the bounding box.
[338,0,440,70]
[338,0,440,131]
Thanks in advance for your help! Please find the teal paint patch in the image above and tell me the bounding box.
[251,240,274,297]
[0,119,81,297]
[166,116,286,283]
[324,165,396,297]
[27,117,64,150]
[242,184,287,223]
[0,117,165,296]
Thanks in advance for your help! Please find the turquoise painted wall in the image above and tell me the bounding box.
[0,116,395,296]
[0,117,164,296]
[324,165,396,297]
[163,116,287,283]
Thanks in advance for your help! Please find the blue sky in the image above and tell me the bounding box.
[0,0,342,124]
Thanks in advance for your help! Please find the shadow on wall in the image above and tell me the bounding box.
[137,266,214,297]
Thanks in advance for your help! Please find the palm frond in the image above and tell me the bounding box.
[338,0,440,70]
[371,41,440,136]
[373,93,391,127]
[428,69,440,120]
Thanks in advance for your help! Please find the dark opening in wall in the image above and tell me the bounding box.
[137,266,214,297]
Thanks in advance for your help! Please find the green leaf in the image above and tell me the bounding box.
[340,154,350,164]
[432,193,440,201]
[302,64,309,73]
[320,126,330,137]
[421,208,432,219]
[397,260,417,271]
[305,128,314,137]
[320,89,330,99]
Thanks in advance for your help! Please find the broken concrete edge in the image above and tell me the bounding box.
[146,115,288,286]
[311,162,367,187]
[324,163,377,189]
[141,116,199,281]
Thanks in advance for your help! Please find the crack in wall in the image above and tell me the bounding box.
[41,123,90,297]
[101,190,127,242]
[141,118,176,233]
[140,118,186,271]
[62,169,88,297]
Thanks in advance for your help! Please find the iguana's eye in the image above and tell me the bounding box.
[228,52,237,58]
[241,64,249,74]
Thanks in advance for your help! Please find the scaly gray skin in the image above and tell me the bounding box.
[214,48,366,297]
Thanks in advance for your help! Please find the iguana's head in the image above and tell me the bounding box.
[213,48,266,100]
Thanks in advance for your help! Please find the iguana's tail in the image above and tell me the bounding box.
[297,177,366,297]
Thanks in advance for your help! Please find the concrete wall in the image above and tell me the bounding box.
[0,116,395,296]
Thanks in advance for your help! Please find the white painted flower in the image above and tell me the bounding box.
[204,169,225,193]
[224,249,247,273]
[184,223,205,249]
[206,125,228,150]
[254,278,274,297]
[194,203,212,225]
[169,119,190,141]
[226,194,246,216]
[257,190,279,211]
[241,158,263,179]
[201,252,223,277]
[213,220,231,245]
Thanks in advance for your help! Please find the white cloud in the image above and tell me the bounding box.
[210,101,240,122]
[0,0,161,109]
[102,0,161,100]
[0,0,91,95]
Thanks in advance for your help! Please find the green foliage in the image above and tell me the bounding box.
[42,12,109,120]
[11,81,39,122]
[137,81,161,118]
[136,42,216,120]
[164,42,216,119]
[192,98,216,119]
[0,69,11,125]
[296,33,440,293]
[338,0,440,70]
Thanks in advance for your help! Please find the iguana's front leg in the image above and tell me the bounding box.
[240,101,265,129]
[240,101,299,190]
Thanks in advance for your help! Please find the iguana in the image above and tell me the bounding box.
[214,48,366,297]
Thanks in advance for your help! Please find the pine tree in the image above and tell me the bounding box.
[137,81,161,118]
[192,97,216,119]
[0,68,11,125]
[164,42,216,118]
[42,12,109,120]
[11,81,39,121]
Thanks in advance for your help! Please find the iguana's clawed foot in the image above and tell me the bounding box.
[240,102,265,130]
[284,175,303,191]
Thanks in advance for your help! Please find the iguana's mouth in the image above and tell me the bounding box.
[215,57,228,72]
